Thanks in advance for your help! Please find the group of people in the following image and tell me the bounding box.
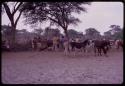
[31,37,41,51]
[31,36,85,51]
[31,36,64,51]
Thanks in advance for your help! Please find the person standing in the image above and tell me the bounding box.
[52,35,59,51]
[37,37,42,51]
[32,37,37,51]
[5,40,10,49]
[63,37,69,55]
[59,36,65,50]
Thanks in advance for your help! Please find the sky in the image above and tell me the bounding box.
[1,2,123,35]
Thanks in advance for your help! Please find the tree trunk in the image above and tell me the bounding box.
[64,29,69,40]
[64,27,71,52]
[3,2,23,51]
[10,26,16,49]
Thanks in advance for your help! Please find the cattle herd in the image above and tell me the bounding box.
[2,36,123,57]
[30,36,123,57]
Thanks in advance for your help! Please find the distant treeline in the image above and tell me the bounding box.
[2,24,123,43]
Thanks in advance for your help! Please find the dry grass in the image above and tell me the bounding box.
[1,48,123,84]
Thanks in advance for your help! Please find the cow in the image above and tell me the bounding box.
[93,39,111,57]
[115,39,123,50]
[69,39,90,53]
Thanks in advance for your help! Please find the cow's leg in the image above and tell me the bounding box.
[31,41,34,51]
[116,43,119,50]
[34,43,38,51]
[80,47,82,52]
[70,45,73,51]
[100,48,102,56]
[39,43,42,51]
[72,46,74,51]
[85,47,88,53]
[118,45,120,50]
[64,42,69,56]
[94,47,97,56]
[98,48,100,56]
[98,48,101,56]
[52,44,56,51]
[73,47,77,56]
[97,48,100,56]
[64,47,68,56]
[83,47,86,52]
[102,47,108,57]
[56,44,59,51]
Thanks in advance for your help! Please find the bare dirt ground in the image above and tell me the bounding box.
[2,48,123,84]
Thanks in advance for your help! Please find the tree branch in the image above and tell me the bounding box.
[12,2,23,16]
[3,2,14,25]
[48,16,64,29]
[13,2,18,13]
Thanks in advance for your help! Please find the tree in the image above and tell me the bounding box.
[43,27,61,39]
[113,30,123,40]
[103,25,123,40]
[1,4,5,14]
[67,29,83,38]
[109,25,122,34]
[77,32,84,38]
[109,25,123,39]
[85,28,101,39]
[104,31,112,39]
[2,2,24,48]
[34,28,43,36]
[110,25,121,31]
[22,2,90,40]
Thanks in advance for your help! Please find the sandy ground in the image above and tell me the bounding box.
[2,49,123,84]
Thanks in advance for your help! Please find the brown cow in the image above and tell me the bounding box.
[115,39,123,50]
[93,39,110,57]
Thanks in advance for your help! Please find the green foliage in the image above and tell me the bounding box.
[22,2,47,25]
[43,27,61,39]
[34,28,43,36]
[22,2,90,38]
[67,29,83,38]
[104,25,123,40]
[112,31,123,40]
[2,2,24,48]
[85,28,101,39]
